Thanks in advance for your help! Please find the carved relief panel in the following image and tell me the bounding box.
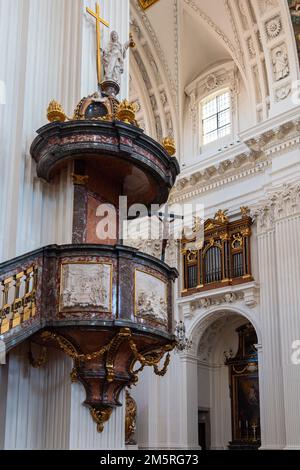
[59,262,112,314]
[134,269,168,325]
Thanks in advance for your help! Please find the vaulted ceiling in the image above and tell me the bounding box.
[129,0,299,155]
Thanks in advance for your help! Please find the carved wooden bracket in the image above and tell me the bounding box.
[33,326,175,433]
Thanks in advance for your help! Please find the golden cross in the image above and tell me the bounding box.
[86,2,109,84]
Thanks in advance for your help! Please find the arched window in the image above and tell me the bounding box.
[201,90,231,145]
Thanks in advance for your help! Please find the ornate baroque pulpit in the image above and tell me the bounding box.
[0,3,179,434]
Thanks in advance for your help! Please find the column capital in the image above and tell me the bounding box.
[252,182,300,233]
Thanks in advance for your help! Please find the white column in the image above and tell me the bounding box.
[0,0,130,263]
[166,353,186,449]
[210,364,232,450]
[255,219,286,449]
[69,385,125,450]
[254,183,300,449]
[0,0,78,262]
[0,362,8,449]
[3,345,125,449]
[179,353,199,449]
[4,343,48,449]
[275,209,300,449]
[131,353,188,449]
[131,366,164,449]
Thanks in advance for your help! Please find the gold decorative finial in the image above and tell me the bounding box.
[214,209,229,223]
[240,206,250,218]
[116,100,137,125]
[47,100,66,122]
[86,2,110,84]
[162,137,176,156]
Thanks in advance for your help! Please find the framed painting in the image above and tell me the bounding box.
[232,373,260,442]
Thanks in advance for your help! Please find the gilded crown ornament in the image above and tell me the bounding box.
[47,100,67,122]
[162,137,176,156]
[214,209,229,223]
[116,99,137,125]
[240,206,250,218]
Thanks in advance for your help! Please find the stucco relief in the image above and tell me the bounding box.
[135,269,168,324]
[59,262,112,312]
[258,0,278,14]
[252,182,300,235]
[265,16,282,40]
[275,83,291,101]
[160,90,168,107]
[248,37,256,58]
[272,43,289,81]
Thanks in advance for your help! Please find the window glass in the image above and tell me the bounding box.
[201,91,231,145]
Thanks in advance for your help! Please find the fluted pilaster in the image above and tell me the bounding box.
[0,0,130,263]
[0,0,130,449]
[255,228,286,449]
[253,182,300,448]
[0,363,8,449]
[275,212,300,448]
[3,345,125,449]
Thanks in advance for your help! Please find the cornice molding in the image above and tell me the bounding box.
[169,155,269,203]
[239,106,300,142]
[178,282,260,319]
[170,116,300,202]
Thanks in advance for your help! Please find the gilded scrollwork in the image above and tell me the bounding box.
[90,406,113,433]
[125,390,137,445]
[39,327,175,432]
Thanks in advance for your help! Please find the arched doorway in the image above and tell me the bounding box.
[191,310,260,450]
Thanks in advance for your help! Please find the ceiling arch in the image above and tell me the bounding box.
[129,0,300,158]
[129,1,178,145]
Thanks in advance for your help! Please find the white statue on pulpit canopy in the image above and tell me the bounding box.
[102,31,131,84]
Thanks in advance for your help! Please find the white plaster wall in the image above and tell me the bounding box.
[0,0,130,263]
[131,352,188,449]
[0,0,129,450]
[2,344,125,449]
[0,0,76,262]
